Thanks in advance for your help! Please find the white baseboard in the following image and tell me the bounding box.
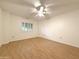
[39,34,79,48]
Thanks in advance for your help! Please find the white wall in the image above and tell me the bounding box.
[0,8,79,48]
[0,10,38,45]
[0,8,3,45]
[39,10,79,48]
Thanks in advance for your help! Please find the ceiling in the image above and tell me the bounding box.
[0,0,79,20]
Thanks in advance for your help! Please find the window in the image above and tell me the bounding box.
[21,22,33,32]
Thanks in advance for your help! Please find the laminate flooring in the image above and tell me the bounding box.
[0,37,79,59]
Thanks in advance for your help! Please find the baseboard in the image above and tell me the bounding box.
[0,35,38,47]
[39,34,79,48]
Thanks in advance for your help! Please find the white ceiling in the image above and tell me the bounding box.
[0,0,79,20]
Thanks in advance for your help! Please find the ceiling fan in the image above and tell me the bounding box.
[33,0,47,17]
[22,0,79,19]
[0,0,54,19]
[1,0,79,20]
[23,0,53,19]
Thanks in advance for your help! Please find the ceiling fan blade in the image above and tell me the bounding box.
[39,0,47,6]
[23,0,36,8]
[0,0,35,8]
[25,12,37,19]
[46,4,55,8]
[0,1,35,18]
[33,0,41,7]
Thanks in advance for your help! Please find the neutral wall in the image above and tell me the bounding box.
[0,8,3,45]
[39,10,79,48]
[0,8,79,48]
[0,10,38,45]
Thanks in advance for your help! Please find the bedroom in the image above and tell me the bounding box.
[0,0,79,59]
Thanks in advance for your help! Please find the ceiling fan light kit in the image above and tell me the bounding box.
[34,1,48,17]
[36,6,47,17]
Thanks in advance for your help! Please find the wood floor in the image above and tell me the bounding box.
[0,37,79,59]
